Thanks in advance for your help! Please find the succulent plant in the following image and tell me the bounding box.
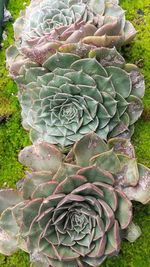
[7,46,145,147]
[12,0,136,64]
[1,132,149,266]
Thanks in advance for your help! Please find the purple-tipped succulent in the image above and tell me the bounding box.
[0,133,149,267]
[12,0,136,64]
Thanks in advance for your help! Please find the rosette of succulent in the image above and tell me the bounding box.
[0,133,150,267]
[7,45,145,148]
[12,0,137,64]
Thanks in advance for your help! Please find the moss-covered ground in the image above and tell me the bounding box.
[0,0,150,266]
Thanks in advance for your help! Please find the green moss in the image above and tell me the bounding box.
[0,0,150,266]
[0,251,29,267]
[0,95,12,119]
[121,0,150,108]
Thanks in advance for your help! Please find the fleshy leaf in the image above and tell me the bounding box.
[0,208,19,236]
[82,255,106,266]
[71,58,107,77]
[22,172,53,200]
[54,175,87,194]
[116,155,139,187]
[115,190,132,229]
[127,95,143,125]
[73,133,108,167]
[108,138,135,158]
[105,220,121,255]
[89,47,125,68]
[0,227,18,256]
[43,53,80,71]
[124,164,150,204]
[106,66,131,98]
[77,166,114,185]
[0,189,23,214]
[125,222,142,243]
[31,181,59,199]
[19,142,62,173]
[90,149,121,174]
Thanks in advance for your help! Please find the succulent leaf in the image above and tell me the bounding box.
[19,142,62,173]
[0,189,23,214]
[0,227,18,256]
[124,164,150,204]
[90,149,121,174]
[125,222,142,243]
[108,137,135,158]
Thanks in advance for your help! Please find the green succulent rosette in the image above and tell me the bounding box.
[12,0,136,64]
[7,46,145,147]
[1,133,150,267]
